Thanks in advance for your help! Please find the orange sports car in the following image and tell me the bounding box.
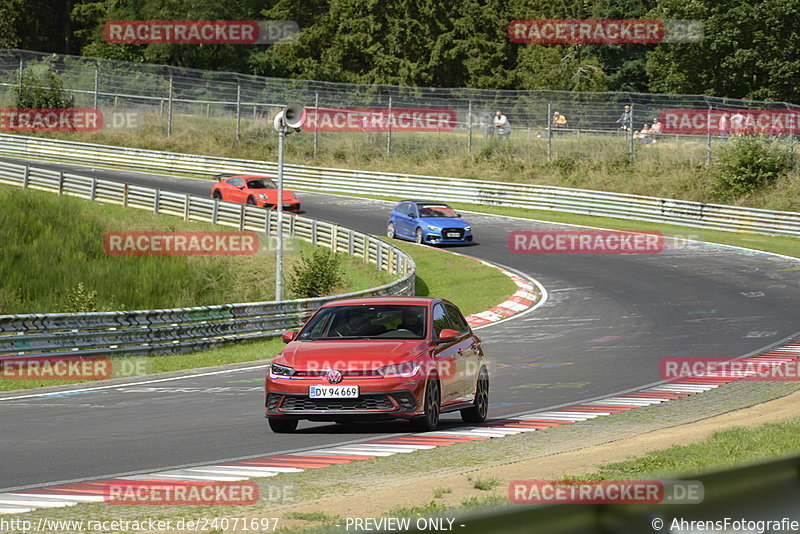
[211,173,300,212]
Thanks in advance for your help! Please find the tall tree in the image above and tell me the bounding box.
[645,0,800,101]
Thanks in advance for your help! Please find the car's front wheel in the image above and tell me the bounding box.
[387,222,396,239]
[246,196,257,206]
[268,417,298,433]
[461,368,489,423]
[413,378,440,431]
[212,190,223,200]
[415,228,424,245]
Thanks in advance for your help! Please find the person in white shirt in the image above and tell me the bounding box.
[493,110,510,137]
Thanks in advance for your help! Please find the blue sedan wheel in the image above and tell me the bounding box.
[387,222,396,239]
[415,228,424,244]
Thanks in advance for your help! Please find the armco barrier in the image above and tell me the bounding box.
[0,159,415,359]
[452,454,800,533]
[1,134,799,237]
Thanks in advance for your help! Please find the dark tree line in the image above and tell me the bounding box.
[0,0,797,101]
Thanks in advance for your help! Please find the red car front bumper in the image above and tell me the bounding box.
[265,376,425,420]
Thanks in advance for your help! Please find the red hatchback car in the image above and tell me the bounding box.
[265,296,488,433]
[211,173,300,212]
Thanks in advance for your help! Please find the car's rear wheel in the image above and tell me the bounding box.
[387,222,396,239]
[212,190,223,200]
[246,196,257,206]
[415,228,424,244]
[413,378,440,431]
[268,417,298,433]
[461,368,489,423]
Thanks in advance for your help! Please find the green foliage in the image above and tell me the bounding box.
[14,63,74,109]
[62,282,98,312]
[710,136,791,200]
[646,0,800,101]
[471,476,500,491]
[287,248,345,299]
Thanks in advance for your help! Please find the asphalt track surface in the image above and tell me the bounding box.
[1,156,799,492]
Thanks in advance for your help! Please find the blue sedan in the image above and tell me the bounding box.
[387,201,473,245]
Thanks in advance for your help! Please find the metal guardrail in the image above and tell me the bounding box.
[1,134,799,237]
[453,453,800,533]
[0,159,415,359]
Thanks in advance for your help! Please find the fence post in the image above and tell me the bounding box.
[22,166,29,188]
[58,172,64,195]
[18,56,23,87]
[93,62,99,110]
[313,91,319,159]
[239,204,245,231]
[386,95,393,156]
[167,76,174,137]
[123,183,129,207]
[236,81,241,141]
[184,194,190,221]
[706,106,712,165]
[791,131,796,170]
[90,177,97,201]
[629,104,635,162]
[467,99,473,153]
[154,189,160,215]
[547,101,552,161]
[212,198,219,224]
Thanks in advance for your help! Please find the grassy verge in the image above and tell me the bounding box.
[389,240,518,316]
[0,184,394,314]
[32,111,800,211]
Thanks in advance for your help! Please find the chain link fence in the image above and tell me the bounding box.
[1,48,798,165]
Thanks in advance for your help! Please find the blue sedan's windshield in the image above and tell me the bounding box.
[418,204,457,218]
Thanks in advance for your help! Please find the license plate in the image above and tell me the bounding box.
[309,385,359,398]
[446,232,460,238]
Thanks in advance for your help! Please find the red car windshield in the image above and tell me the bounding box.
[418,204,457,218]
[297,305,427,340]
[246,179,277,189]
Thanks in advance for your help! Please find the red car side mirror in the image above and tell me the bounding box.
[281,330,297,343]
[237,185,245,190]
[434,328,460,343]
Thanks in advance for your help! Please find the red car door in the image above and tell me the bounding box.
[226,177,246,203]
[431,303,464,405]
[444,303,480,401]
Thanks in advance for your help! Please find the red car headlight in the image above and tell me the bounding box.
[269,363,296,378]
[376,362,421,378]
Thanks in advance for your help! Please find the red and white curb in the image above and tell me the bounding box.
[4,341,799,515]
[464,260,543,327]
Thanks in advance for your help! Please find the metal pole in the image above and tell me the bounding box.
[167,75,173,137]
[467,99,473,153]
[236,82,241,140]
[547,101,552,161]
[629,104,635,162]
[276,127,285,301]
[18,56,22,87]
[313,91,319,159]
[706,106,712,165]
[791,132,795,170]
[93,62,99,110]
[386,95,392,156]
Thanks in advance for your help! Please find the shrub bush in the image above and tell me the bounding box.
[710,136,791,200]
[287,248,344,298]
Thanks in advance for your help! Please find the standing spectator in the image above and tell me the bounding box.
[493,110,510,137]
[718,112,730,142]
[616,105,632,132]
[731,110,746,135]
[552,111,567,135]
